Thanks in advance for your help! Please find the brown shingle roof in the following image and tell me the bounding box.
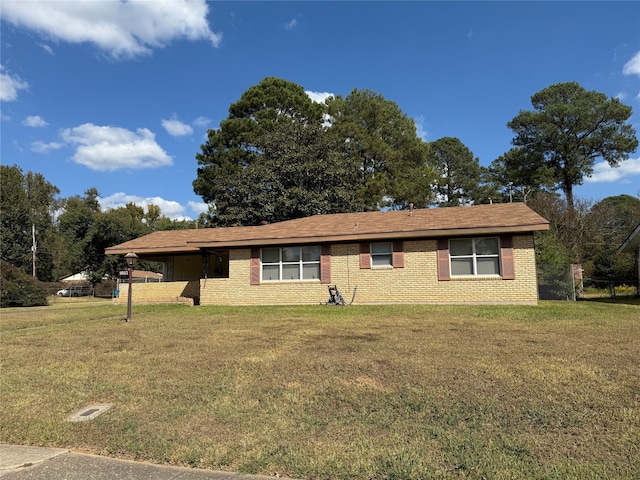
[105,203,549,255]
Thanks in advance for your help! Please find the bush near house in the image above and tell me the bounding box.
[0,260,48,307]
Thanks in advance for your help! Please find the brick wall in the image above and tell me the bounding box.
[199,235,539,306]
[114,280,199,306]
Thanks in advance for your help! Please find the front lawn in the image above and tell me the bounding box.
[1,301,638,479]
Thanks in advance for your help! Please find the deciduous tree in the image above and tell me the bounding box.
[584,194,640,283]
[0,165,60,280]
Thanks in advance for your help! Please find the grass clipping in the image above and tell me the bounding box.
[1,300,639,479]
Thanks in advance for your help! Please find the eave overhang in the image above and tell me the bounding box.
[618,223,640,254]
[190,223,549,249]
[105,245,200,256]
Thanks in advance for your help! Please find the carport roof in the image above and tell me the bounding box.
[618,223,640,254]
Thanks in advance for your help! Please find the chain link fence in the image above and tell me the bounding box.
[537,262,575,300]
[537,262,638,300]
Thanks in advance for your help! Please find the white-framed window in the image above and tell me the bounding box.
[449,237,500,276]
[261,246,321,281]
[371,242,393,267]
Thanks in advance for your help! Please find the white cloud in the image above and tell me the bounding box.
[623,51,640,77]
[22,115,48,127]
[623,51,640,101]
[414,115,428,141]
[188,201,209,216]
[37,43,54,55]
[60,123,172,171]
[192,116,211,128]
[306,90,333,104]
[0,0,222,59]
[285,19,298,31]
[586,157,640,183]
[99,192,188,220]
[0,65,28,101]
[31,140,63,153]
[161,116,193,136]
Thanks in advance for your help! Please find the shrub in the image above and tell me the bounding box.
[0,261,48,307]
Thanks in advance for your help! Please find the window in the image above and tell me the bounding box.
[261,246,321,281]
[360,241,404,269]
[449,237,500,276]
[371,242,393,267]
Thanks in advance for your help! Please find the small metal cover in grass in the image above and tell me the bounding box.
[66,403,113,422]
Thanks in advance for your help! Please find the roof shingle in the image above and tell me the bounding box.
[105,203,549,255]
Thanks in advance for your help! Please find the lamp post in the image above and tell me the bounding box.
[125,252,138,322]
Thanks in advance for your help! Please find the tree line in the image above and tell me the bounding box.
[0,167,198,306]
[194,78,637,223]
[1,78,638,305]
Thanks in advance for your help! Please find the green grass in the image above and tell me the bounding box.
[1,300,639,479]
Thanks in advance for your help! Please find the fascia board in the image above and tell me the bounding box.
[618,223,640,254]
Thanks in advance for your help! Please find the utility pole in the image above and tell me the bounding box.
[31,224,37,278]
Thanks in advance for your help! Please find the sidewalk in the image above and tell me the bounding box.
[0,445,285,479]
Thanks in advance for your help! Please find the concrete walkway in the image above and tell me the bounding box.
[0,445,285,479]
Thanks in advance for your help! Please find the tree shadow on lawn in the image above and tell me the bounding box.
[579,296,640,306]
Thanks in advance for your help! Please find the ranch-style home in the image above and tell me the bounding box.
[105,203,549,306]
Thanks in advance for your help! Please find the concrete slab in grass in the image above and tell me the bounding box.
[66,403,113,422]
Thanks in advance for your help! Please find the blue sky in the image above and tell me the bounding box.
[2,1,639,220]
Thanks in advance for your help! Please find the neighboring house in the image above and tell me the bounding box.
[60,271,109,282]
[105,203,549,306]
[618,222,640,296]
[119,270,163,284]
[60,271,90,282]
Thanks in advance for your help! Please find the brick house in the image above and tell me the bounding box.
[105,203,549,306]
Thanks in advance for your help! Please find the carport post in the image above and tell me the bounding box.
[125,252,138,322]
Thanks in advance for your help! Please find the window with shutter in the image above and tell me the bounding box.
[438,237,514,280]
[259,246,322,282]
[360,242,403,268]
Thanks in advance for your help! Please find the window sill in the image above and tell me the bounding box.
[261,279,321,283]
[450,275,502,281]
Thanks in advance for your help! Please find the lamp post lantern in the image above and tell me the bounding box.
[124,252,138,322]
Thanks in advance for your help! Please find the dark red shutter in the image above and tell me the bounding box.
[250,248,261,285]
[437,238,450,281]
[359,243,371,269]
[500,236,515,280]
[392,241,404,268]
[320,244,331,283]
